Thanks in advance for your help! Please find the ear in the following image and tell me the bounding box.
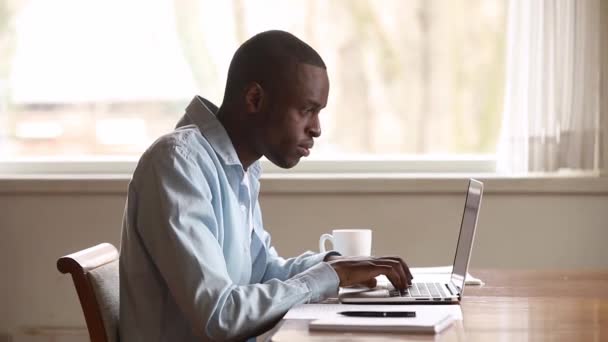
[244,82,265,113]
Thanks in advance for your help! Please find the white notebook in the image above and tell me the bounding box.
[309,313,456,334]
[285,303,463,320]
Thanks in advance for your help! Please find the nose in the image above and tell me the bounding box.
[307,114,321,138]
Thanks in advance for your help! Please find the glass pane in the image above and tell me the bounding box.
[0,0,506,159]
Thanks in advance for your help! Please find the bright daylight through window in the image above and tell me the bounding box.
[0,0,506,172]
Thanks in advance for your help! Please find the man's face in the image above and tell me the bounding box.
[257,63,329,168]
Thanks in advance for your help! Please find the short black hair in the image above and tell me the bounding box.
[222,30,326,104]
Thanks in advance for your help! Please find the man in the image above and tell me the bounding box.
[120,30,412,341]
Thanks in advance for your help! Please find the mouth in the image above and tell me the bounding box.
[296,146,311,157]
[297,142,313,157]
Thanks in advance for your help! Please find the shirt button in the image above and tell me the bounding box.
[240,204,246,212]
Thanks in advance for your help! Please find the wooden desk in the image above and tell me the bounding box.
[270,269,608,341]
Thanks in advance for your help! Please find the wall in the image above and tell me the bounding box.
[1,177,607,341]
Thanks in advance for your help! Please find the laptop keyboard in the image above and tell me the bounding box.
[388,282,448,298]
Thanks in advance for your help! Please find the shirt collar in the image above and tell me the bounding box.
[180,96,262,179]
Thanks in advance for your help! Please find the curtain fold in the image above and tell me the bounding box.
[498,0,602,174]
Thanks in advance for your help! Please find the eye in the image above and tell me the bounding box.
[302,107,315,116]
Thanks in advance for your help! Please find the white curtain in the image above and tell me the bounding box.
[498,0,602,174]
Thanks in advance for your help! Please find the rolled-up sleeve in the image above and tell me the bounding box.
[132,143,337,341]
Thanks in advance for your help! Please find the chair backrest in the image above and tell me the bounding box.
[57,243,119,342]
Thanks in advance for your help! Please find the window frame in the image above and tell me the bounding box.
[0,155,497,176]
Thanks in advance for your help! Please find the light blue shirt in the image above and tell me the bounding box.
[119,96,340,341]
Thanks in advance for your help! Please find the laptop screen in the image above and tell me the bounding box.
[450,179,483,294]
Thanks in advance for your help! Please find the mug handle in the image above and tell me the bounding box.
[319,234,334,253]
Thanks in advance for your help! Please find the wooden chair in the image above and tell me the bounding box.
[57,243,119,342]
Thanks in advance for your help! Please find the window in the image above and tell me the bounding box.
[0,0,506,173]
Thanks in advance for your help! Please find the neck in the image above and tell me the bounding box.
[217,106,261,170]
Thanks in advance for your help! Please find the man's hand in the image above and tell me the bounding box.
[326,256,413,291]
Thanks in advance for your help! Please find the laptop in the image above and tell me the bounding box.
[340,178,483,304]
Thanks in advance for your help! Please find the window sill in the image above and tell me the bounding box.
[0,173,606,195]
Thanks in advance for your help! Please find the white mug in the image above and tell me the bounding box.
[319,229,372,256]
